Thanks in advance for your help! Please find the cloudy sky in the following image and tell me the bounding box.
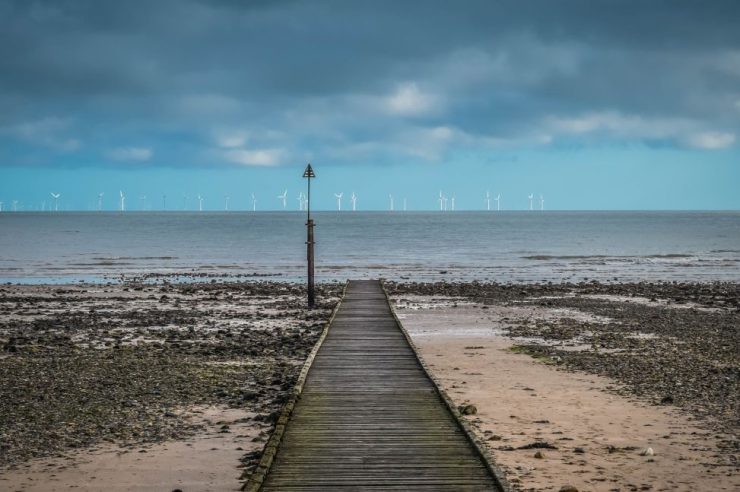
[1,0,739,210]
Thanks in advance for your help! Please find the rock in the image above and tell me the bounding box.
[458,404,477,415]
[559,486,579,492]
[574,447,586,454]
[640,447,655,456]
[534,450,545,459]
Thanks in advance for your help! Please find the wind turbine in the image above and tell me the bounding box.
[197,194,204,211]
[139,194,147,211]
[334,192,343,211]
[442,194,448,211]
[97,193,104,211]
[350,192,357,211]
[0,202,3,212]
[495,193,501,211]
[277,189,287,210]
[119,191,125,211]
[528,193,534,211]
[251,193,257,212]
[485,191,491,211]
[450,194,456,211]
[389,194,394,211]
[12,200,18,212]
[540,194,545,211]
[438,191,444,211]
[50,192,60,211]
[297,192,305,211]
[225,194,230,211]
[162,194,167,210]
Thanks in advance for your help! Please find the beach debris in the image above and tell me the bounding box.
[640,447,655,456]
[457,403,477,415]
[518,441,558,450]
[607,445,638,454]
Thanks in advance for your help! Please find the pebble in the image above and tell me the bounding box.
[640,447,655,456]
[458,404,477,415]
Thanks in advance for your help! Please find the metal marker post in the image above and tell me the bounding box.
[303,163,316,307]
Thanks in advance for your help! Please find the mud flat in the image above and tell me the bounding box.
[0,280,340,491]
[387,281,739,492]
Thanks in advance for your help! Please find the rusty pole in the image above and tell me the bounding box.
[303,163,316,307]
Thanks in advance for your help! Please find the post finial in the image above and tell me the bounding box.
[303,163,315,178]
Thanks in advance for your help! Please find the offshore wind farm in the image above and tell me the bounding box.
[0,189,553,212]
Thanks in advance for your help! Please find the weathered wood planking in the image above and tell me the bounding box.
[259,280,504,491]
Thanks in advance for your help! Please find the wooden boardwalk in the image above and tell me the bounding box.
[257,280,505,491]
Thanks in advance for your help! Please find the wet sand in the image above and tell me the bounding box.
[1,279,737,491]
[389,284,739,491]
[0,281,340,491]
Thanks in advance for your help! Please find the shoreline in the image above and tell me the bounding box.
[1,279,737,490]
[0,281,341,490]
[387,281,739,490]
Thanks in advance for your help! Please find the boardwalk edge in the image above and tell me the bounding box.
[241,282,348,492]
[381,280,514,492]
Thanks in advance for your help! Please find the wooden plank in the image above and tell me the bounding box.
[256,280,506,491]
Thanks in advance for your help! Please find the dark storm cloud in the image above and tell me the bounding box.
[1,0,739,167]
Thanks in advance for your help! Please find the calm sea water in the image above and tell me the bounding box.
[0,211,738,284]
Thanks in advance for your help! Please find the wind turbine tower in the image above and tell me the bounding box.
[162,194,166,210]
[451,194,456,211]
[334,192,343,211]
[225,194,230,211]
[197,195,204,211]
[277,190,287,210]
[251,193,257,212]
[98,193,104,211]
[442,194,448,211]
[350,192,357,211]
[438,191,444,211]
[495,193,501,211]
[528,193,534,211]
[389,194,394,211]
[119,191,126,211]
[297,192,305,211]
[12,200,18,212]
[485,191,491,211]
[540,194,545,211]
[50,192,60,211]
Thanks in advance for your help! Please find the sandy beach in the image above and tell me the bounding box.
[0,281,340,491]
[387,281,739,491]
[1,279,738,491]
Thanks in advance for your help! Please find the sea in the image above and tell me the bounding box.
[0,211,738,284]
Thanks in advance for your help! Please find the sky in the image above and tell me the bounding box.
[0,0,739,211]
